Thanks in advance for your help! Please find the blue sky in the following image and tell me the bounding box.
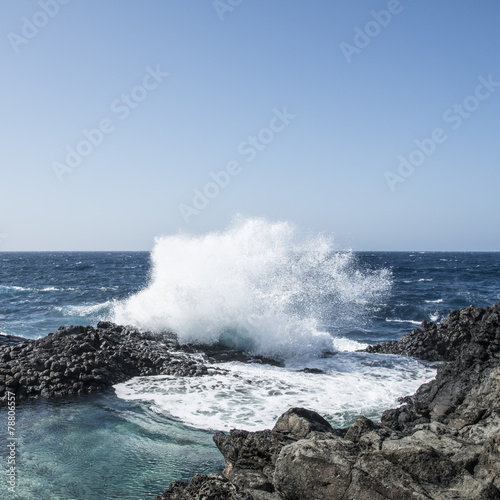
[1,0,499,251]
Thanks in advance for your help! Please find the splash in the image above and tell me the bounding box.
[112,218,391,358]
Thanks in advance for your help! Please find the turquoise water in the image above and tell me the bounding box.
[0,393,222,500]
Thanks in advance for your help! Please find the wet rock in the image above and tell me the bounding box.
[159,303,500,499]
[362,304,496,363]
[154,474,254,500]
[183,342,284,367]
[0,334,27,347]
[0,322,223,401]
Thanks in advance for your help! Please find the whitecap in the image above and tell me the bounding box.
[56,301,114,317]
[385,318,421,326]
[0,285,31,292]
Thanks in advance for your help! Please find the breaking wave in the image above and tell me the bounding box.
[113,218,391,358]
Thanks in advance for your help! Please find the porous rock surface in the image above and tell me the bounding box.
[156,303,500,499]
[0,321,219,400]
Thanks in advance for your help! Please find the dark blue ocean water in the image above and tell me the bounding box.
[1,251,499,341]
[1,251,499,500]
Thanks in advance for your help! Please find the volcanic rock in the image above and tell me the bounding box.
[156,302,500,499]
[0,322,221,400]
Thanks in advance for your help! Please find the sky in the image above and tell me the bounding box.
[0,0,499,251]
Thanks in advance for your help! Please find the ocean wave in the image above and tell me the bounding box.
[425,299,444,304]
[112,218,392,359]
[1,285,62,293]
[56,301,114,318]
[385,318,421,326]
[0,285,32,293]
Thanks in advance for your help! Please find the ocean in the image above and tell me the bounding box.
[1,220,499,500]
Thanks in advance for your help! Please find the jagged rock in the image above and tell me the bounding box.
[272,407,334,438]
[377,304,500,434]
[154,474,254,500]
[363,304,497,363]
[0,334,27,347]
[158,303,500,499]
[183,342,284,367]
[274,433,358,499]
[213,428,287,492]
[0,322,224,401]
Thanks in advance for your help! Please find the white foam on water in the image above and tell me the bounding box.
[425,299,444,304]
[331,337,368,352]
[0,285,32,292]
[112,218,392,359]
[430,312,440,322]
[56,301,114,317]
[114,356,436,432]
[385,318,421,326]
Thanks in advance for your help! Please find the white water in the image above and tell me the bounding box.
[112,218,392,359]
[114,354,436,431]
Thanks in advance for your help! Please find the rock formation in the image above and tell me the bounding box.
[0,322,219,400]
[156,303,500,499]
[2,302,499,498]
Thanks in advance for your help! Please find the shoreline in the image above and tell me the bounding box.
[157,302,500,499]
[1,303,499,498]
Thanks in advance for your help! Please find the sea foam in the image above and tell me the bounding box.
[112,218,391,358]
[114,355,436,431]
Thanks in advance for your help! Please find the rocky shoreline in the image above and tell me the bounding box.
[0,322,222,400]
[1,303,499,498]
[0,321,290,400]
[156,302,500,499]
